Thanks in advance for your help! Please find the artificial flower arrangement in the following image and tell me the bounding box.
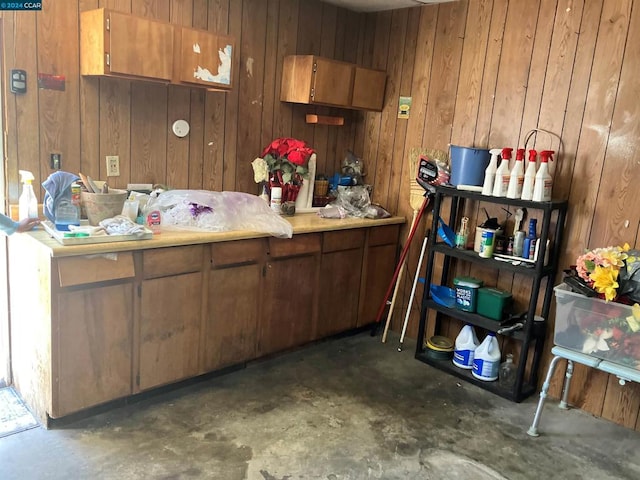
[556,243,640,368]
[251,137,315,202]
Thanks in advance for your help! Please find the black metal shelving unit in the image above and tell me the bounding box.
[415,185,568,402]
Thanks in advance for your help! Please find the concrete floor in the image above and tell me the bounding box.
[1,332,639,480]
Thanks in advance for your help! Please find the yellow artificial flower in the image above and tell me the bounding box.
[627,304,640,332]
[590,265,619,301]
[599,246,627,268]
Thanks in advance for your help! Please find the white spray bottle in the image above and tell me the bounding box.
[521,149,537,200]
[492,147,512,197]
[482,149,501,196]
[533,150,554,202]
[18,170,38,220]
[507,148,525,199]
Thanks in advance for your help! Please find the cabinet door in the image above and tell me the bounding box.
[204,240,264,370]
[258,255,318,356]
[257,235,321,357]
[352,67,386,111]
[108,10,174,80]
[176,27,234,89]
[313,57,354,106]
[316,230,365,338]
[139,272,202,390]
[358,226,399,327]
[54,284,133,417]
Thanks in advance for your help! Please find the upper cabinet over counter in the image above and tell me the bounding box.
[280,55,386,112]
[80,8,235,91]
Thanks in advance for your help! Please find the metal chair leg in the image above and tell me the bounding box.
[559,360,573,410]
[527,354,564,437]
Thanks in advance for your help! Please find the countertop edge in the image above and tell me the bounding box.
[16,213,406,257]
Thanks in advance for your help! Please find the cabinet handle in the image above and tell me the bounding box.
[105,53,110,66]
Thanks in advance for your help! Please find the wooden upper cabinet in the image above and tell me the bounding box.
[80,9,234,90]
[80,8,174,81]
[280,55,386,111]
[352,67,387,111]
[174,27,235,90]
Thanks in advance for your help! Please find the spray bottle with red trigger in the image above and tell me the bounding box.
[532,150,554,201]
[521,149,537,200]
[507,148,525,199]
[492,148,512,197]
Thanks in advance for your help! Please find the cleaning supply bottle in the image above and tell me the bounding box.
[482,148,501,196]
[532,150,554,201]
[499,353,517,390]
[522,218,537,260]
[452,324,480,370]
[472,332,501,381]
[521,149,537,200]
[54,199,80,231]
[506,148,525,199]
[18,170,38,220]
[492,148,512,197]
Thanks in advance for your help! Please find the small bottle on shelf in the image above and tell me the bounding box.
[499,353,517,389]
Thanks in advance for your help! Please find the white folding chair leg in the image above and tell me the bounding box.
[559,360,574,410]
[527,354,564,437]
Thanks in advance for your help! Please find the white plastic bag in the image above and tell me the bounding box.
[144,190,293,238]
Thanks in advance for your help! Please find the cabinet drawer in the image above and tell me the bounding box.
[368,225,400,246]
[211,239,265,268]
[143,245,204,279]
[323,230,365,253]
[268,234,321,258]
[57,253,135,287]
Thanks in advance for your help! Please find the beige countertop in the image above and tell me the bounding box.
[19,213,405,258]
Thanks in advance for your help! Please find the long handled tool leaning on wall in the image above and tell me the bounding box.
[373,152,449,339]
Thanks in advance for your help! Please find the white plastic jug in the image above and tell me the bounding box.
[452,324,479,370]
[472,333,501,381]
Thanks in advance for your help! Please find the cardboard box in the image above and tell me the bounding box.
[554,283,640,369]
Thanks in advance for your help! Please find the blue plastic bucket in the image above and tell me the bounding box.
[449,145,490,186]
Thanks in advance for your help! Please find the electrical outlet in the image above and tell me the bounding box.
[106,155,120,176]
[50,153,61,170]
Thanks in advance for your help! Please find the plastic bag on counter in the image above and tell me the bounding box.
[145,190,293,238]
[317,186,391,219]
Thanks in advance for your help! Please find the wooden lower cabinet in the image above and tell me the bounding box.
[54,284,134,418]
[358,225,400,327]
[139,272,202,390]
[9,222,401,423]
[257,234,321,356]
[204,239,264,370]
[317,230,365,338]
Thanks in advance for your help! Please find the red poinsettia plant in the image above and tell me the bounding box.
[251,137,315,202]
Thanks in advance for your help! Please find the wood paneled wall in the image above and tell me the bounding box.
[1,0,368,202]
[360,0,640,431]
[2,0,639,429]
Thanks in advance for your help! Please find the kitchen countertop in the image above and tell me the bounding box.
[19,213,405,258]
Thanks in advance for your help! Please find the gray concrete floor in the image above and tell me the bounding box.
[1,331,639,480]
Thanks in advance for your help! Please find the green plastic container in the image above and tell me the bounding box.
[453,277,483,312]
[476,287,512,321]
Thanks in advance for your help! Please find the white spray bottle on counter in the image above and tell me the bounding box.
[482,148,501,196]
[507,148,525,199]
[18,170,38,220]
[492,147,512,197]
[532,150,554,202]
[521,149,537,200]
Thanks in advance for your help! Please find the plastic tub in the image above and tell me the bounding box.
[449,145,491,186]
[453,276,483,312]
[476,287,512,321]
